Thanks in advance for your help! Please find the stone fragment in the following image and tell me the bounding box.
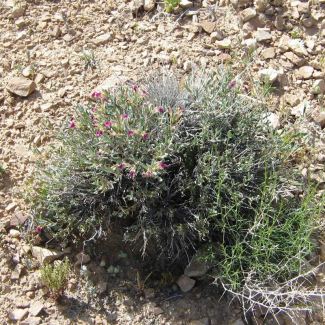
[9,229,21,238]
[9,308,28,321]
[12,3,26,18]
[201,21,216,34]
[157,23,165,34]
[298,66,314,79]
[241,8,256,22]
[297,2,310,14]
[29,301,44,316]
[15,298,30,308]
[75,252,91,266]
[130,0,144,12]
[180,0,193,8]
[215,39,231,49]
[93,33,114,45]
[274,15,284,30]
[58,88,66,98]
[34,73,45,84]
[288,39,308,56]
[312,80,325,94]
[243,38,257,51]
[144,0,155,11]
[258,68,278,84]
[302,17,314,28]
[32,246,64,264]
[183,61,192,72]
[261,47,275,59]
[314,112,325,128]
[285,94,300,107]
[144,288,155,299]
[177,274,196,292]
[291,101,310,117]
[11,264,24,280]
[184,249,213,277]
[255,0,267,12]
[7,77,36,97]
[254,28,272,42]
[49,25,61,38]
[210,30,224,42]
[143,302,164,316]
[6,202,17,212]
[265,112,280,129]
[284,52,305,67]
[21,317,41,325]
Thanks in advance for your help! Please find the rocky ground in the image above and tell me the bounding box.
[1,0,325,324]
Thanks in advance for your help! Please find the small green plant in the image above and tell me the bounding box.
[163,0,180,13]
[290,27,301,39]
[76,50,99,70]
[0,162,7,176]
[14,62,24,74]
[41,258,70,301]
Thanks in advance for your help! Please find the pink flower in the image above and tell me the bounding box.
[105,121,111,127]
[118,163,125,169]
[130,170,135,178]
[91,107,97,111]
[92,121,97,126]
[98,151,102,156]
[90,114,95,119]
[143,133,148,140]
[132,85,138,91]
[178,105,183,111]
[70,122,75,128]
[36,226,42,233]
[96,130,103,136]
[166,106,170,110]
[244,85,249,93]
[122,114,129,118]
[71,117,75,121]
[128,130,133,136]
[142,90,147,96]
[146,170,152,177]
[230,81,236,88]
[157,107,164,113]
[91,92,96,97]
[102,97,107,102]
[96,92,101,98]
[159,162,167,168]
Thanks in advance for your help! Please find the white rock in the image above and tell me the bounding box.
[93,33,114,45]
[180,0,193,8]
[243,38,257,51]
[144,0,155,11]
[210,30,224,42]
[9,229,21,238]
[9,309,28,321]
[215,38,232,49]
[183,61,192,72]
[254,28,272,42]
[298,66,314,79]
[258,68,278,84]
[288,39,308,56]
[130,0,144,12]
[29,301,44,317]
[265,113,280,129]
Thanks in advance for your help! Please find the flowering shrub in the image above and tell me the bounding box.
[32,68,323,313]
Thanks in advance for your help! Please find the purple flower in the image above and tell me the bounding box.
[71,117,75,121]
[92,121,97,126]
[96,130,103,136]
[142,90,147,96]
[98,151,102,156]
[118,163,125,169]
[146,170,152,177]
[96,92,101,98]
[130,170,135,178]
[70,122,75,128]
[91,107,97,111]
[102,97,107,102]
[132,85,138,91]
[105,121,112,127]
[159,162,167,168]
[128,130,133,136]
[122,114,129,118]
[157,107,164,113]
[244,85,249,93]
[230,81,236,88]
[143,133,148,140]
[36,226,42,233]
[91,92,96,97]
[166,106,170,110]
[90,113,95,119]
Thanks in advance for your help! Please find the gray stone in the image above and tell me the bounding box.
[284,52,305,67]
[29,301,44,316]
[285,94,300,107]
[312,80,325,94]
[11,264,24,280]
[157,23,165,34]
[177,274,196,292]
[261,47,275,59]
[49,25,61,38]
[130,0,144,12]
[75,252,91,266]
[241,8,256,22]
[9,308,28,321]
[184,250,213,277]
[7,77,36,97]
[32,246,64,264]
[183,61,192,72]
[302,17,314,28]
[210,30,224,42]
[297,2,310,14]
[274,15,284,30]
[291,101,310,117]
[144,288,155,299]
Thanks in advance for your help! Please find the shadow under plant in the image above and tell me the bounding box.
[29,68,325,320]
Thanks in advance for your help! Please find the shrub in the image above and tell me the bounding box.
[41,258,70,301]
[31,68,324,314]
